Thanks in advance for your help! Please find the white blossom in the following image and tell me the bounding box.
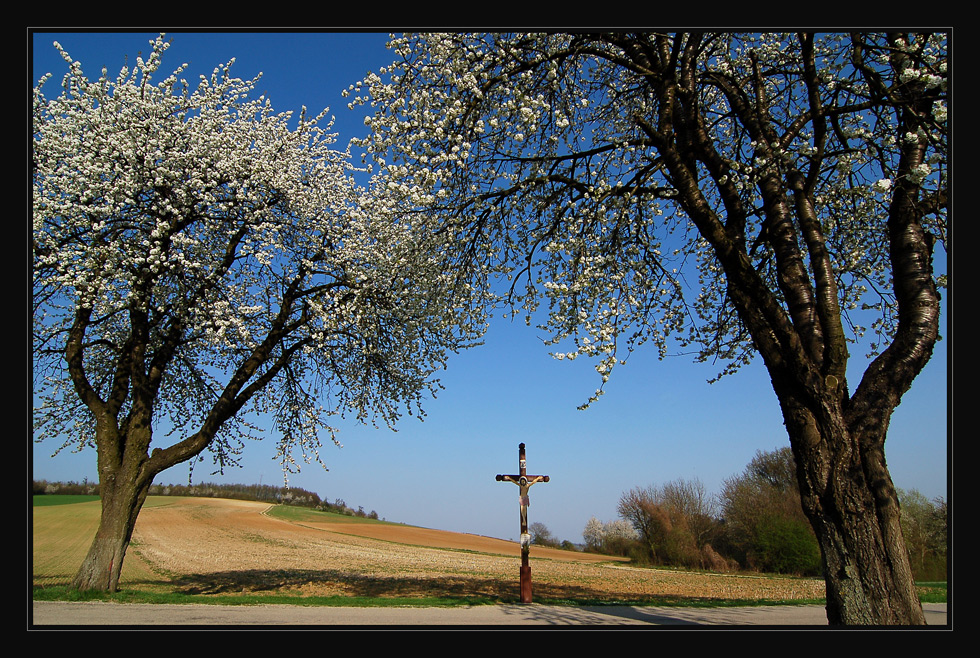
[33,34,487,478]
[349,32,947,403]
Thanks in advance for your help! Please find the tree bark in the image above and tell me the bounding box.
[661,33,939,623]
[779,391,927,625]
[70,469,152,592]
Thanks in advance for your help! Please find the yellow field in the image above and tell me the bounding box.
[32,498,171,588]
[32,496,826,603]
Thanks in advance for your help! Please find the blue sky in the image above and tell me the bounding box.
[31,31,949,545]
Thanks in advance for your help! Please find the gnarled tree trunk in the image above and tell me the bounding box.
[70,466,152,592]
[780,391,927,624]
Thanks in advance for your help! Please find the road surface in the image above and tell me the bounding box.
[31,601,948,627]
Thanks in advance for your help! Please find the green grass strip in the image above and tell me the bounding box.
[32,495,100,507]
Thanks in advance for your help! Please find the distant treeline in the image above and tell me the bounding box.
[31,479,380,520]
[574,447,948,581]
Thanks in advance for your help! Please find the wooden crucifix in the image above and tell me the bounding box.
[496,442,549,604]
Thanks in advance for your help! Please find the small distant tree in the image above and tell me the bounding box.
[582,516,605,552]
[529,521,559,547]
[32,35,482,592]
[659,478,719,552]
[618,486,673,564]
[617,487,659,561]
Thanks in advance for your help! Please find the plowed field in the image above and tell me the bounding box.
[33,496,826,604]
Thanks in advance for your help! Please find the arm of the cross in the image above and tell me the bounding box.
[496,475,550,485]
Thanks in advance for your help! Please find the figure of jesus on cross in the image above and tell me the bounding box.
[496,442,549,604]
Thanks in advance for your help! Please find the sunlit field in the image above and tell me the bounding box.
[33,496,828,605]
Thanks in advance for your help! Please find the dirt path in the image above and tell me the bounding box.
[31,600,950,626]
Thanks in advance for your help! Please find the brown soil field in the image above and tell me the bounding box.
[34,496,827,604]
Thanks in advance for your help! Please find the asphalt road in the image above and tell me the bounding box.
[31,601,948,627]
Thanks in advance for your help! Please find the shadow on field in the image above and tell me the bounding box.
[169,568,641,603]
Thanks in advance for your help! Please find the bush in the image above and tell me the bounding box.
[719,447,822,575]
[617,480,718,569]
[702,544,739,573]
[750,517,822,576]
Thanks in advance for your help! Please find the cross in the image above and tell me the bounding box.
[496,442,549,604]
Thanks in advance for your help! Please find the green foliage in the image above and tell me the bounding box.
[626,542,654,565]
[898,488,948,581]
[603,533,642,559]
[751,517,822,576]
[606,448,845,577]
[717,448,820,576]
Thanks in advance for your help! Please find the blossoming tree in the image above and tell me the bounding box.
[32,35,483,592]
[352,32,947,624]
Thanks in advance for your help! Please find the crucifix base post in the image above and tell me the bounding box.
[520,558,532,604]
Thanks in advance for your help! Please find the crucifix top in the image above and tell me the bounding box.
[496,442,549,540]
[495,443,550,490]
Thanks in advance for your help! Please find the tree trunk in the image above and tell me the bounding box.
[781,394,927,625]
[70,471,151,592]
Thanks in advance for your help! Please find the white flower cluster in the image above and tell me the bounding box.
[582,515,638,549]
[350,32,947,395]
[33,34,487,473]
